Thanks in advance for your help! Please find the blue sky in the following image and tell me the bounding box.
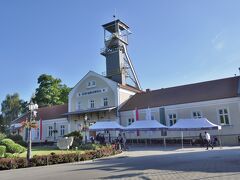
[0,0,240,104]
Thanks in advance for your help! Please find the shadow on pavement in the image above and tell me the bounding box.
[70,147,240,179]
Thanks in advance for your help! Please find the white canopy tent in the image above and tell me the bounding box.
[169,118,221,131]
[124,120,167,131]
[168,118,222,148]
[89,121,124,131]
[124,120,167,147]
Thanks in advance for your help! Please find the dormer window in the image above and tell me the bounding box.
[87,80,96,88]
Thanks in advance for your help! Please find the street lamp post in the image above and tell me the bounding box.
[27,101,38,164]
[84,114,87,144]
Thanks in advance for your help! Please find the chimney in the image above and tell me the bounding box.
[146,88,151,93]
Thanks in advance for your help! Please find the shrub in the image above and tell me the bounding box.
[64,131,83,148]
[0,145,6,157]
[0,157,27,170]
[71,138,82,148]
[64,131,83,139]
[4,153,14,158]
[78,143,101,150]
[0,158,13,170]
[7,134,27,147]
[0,138,26,154]
[0,145,121,170]
[0,133,6,141]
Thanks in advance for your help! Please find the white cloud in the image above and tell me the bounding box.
[214,41,225,50]
[211,31,225,51]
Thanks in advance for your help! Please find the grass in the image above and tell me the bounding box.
[19,146,83,157]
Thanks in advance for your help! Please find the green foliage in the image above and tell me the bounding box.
[64,131,83,139]
[78,143,100,150]
[0,114,6,133]
[33,74,71,107]
[0,133,6,141]
[7,134,27,147]
[0,146,120,170]
[59,84,71,104]
[0,145,6,157]
[4,153,14,158]
[1,93,27,128]
[64,131,83,148]
[0,138,26,154]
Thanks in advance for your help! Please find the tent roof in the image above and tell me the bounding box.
[89,121,124,131]
[169,118,221,131]
[125,120,167,131]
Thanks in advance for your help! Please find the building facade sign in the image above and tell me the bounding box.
[78,88,108,97]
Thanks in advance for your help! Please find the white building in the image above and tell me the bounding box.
[11,19,240,145]
[11,104,69,143]
[119,77,240,145]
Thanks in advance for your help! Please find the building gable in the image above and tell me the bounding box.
[68,71,118,112]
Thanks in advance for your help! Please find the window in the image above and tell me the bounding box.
[169,113,177,126]
[90,100,94,108]
[128,118,134,125]
[48,126,53,137]
[60,125,65,136]
[218,108,230,125]
[103,97,108,106]
[192,111,202,118]
[87,81,96,88]
[77,101,81,110]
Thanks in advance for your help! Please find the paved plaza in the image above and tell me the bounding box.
[1,146,240,180]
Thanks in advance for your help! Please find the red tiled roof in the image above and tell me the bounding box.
[119,76,240,111]
[12,104,68,124]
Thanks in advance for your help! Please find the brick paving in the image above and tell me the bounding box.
[1,146,240,180]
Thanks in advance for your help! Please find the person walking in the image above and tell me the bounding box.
[117,133,122,150]
[199,133,204,147]
[205,131,213,150]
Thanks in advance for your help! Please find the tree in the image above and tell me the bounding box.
[33,74,71,107]
[1,93,27,127]
[59,84,71,104]
[0,114,6,133]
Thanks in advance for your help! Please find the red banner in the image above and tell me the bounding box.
[40,118,42,140]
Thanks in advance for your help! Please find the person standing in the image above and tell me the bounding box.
[205,131,213,150]
[122,133,127,150]
[199,133,204,147]
[117,134,122,150]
